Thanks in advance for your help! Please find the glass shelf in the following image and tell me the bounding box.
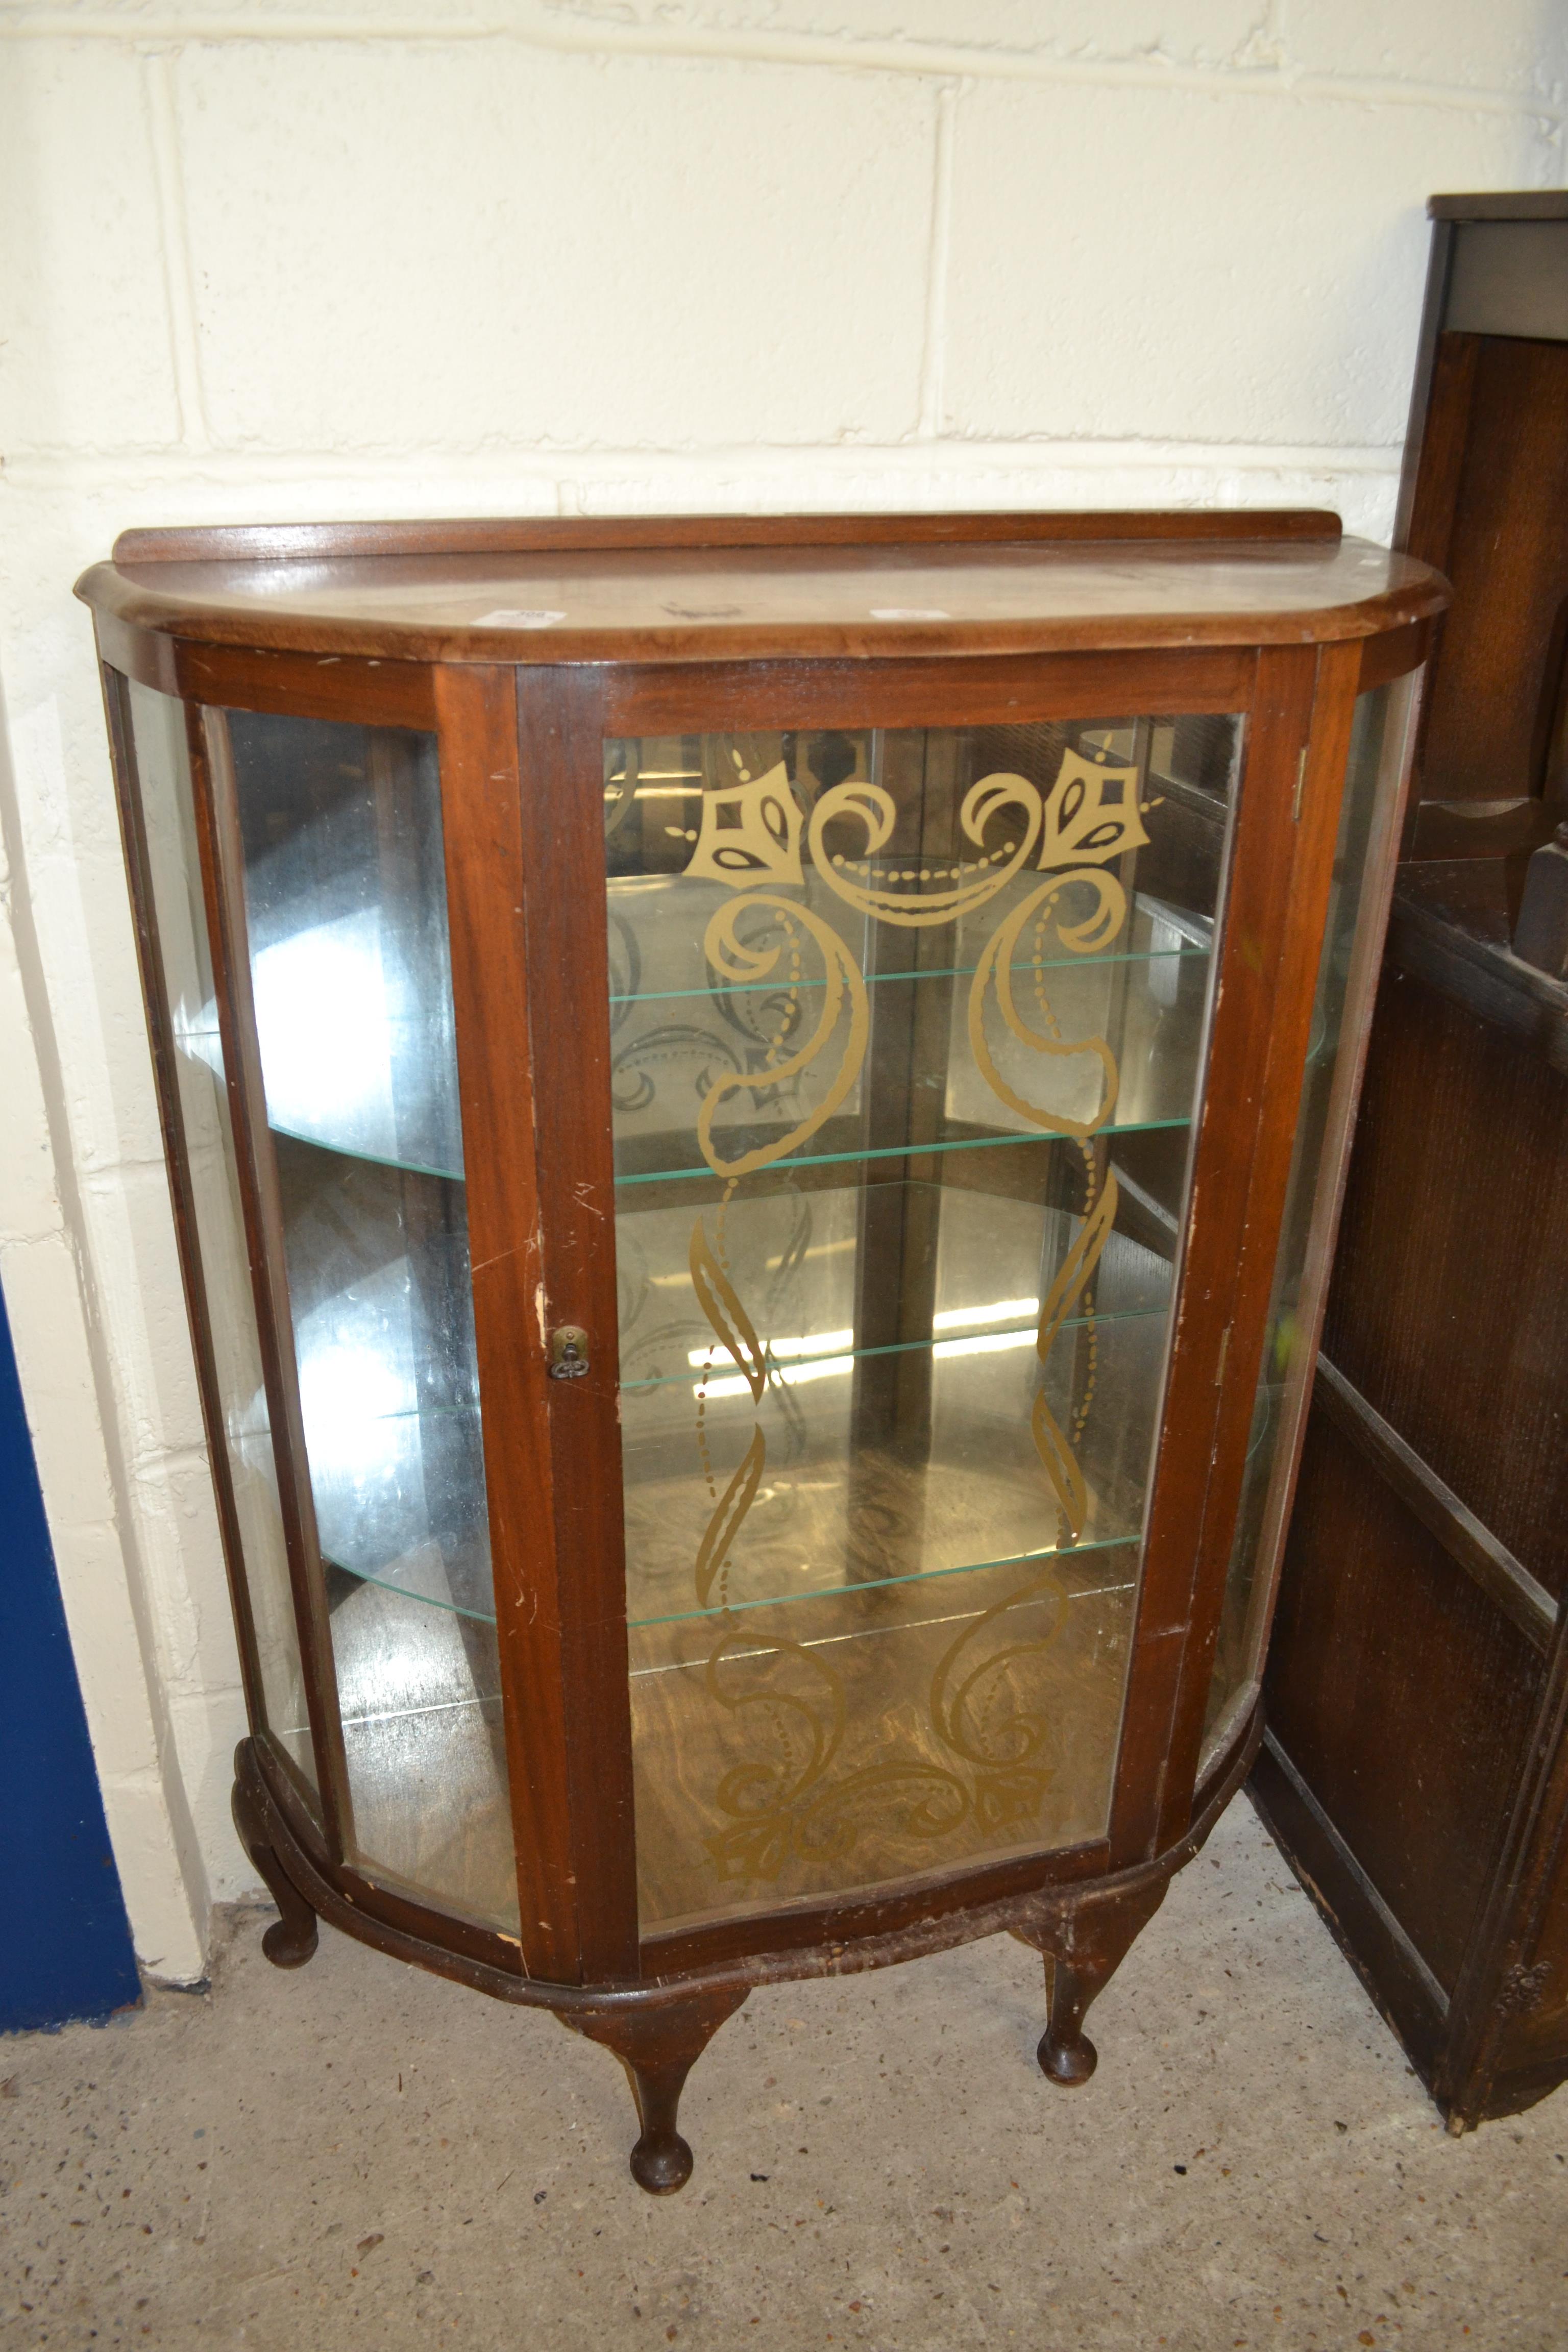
[608,881,1213,1180]
[620,1297,1167,1395]
[628,1529,1138,1629]
[269,1116,464,1187]
[614,1111,1190,1189]
[608,934,1208,1010]
[319,1515,1141,1638]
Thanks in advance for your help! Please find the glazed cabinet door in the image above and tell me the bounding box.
[538,669,1271,1952]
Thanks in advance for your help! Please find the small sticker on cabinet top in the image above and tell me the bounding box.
[474,607,568,628]
[869,606,951,621]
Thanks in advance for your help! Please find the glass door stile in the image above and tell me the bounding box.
[603,717,1242,1935]
[191,699,517,1934]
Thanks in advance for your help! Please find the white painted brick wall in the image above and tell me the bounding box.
[0,0,1560,1974]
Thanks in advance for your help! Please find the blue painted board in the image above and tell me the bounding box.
[0,1276,140,2032]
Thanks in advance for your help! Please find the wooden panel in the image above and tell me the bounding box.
[643,1839,1108,1978]
[176,641,436,729]
[431,665,581,1982]
[1315,1360,1557,1653]
[1358,619,1431,695]
[514,665,641,1983]
[1385,861,1568,1077]
[112,510,1345,565]
[1250,1732,1450,2088]
[1439,1596,1568,2120]
[1405,798,1560,864]
[1430,193,1568,223]
[606,646,1256,733]
[1321,959,1568,1603]
[93,609,180,697]
[1416,336,1568,811]
[1267,1406,1545,1995]
[1494,1809,1568,2076]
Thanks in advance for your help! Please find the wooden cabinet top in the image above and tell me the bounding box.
[77,510,1445,667]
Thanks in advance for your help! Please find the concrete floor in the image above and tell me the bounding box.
[2,1797,1563,2352]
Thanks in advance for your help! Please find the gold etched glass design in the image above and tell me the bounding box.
[606,721,1239,1934]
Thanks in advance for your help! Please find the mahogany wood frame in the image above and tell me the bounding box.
[1394,194,1568,874]
[81,512,1440,2192]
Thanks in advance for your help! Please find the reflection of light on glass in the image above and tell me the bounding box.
[251,911,395,1138]
[288,1259,427,1580]
[333,1592,459,1721]
[297,1339,413,1484]
[766,1234,857,1270]
[693,1302,1047,1393]
[687,1328,852,1369]
[1148,912,1184,1009]
[933,1330,1035,1361]
[172,993,226,1079]
[933,1297,1038,1331]
[699,1354,853,1402]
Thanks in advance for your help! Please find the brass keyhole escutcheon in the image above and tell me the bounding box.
[548,1325,590,1381]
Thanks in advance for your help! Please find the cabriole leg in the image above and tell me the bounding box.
[1018,1879,1168,2087]
[569,1986,748,2195]
[232,1766,319,1970]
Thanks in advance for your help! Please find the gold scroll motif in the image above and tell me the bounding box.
[682,763,805,889]
[966,748,1148,1139]
[806,771,1042,927]
[695,892,869,1181]
[1032,1168,1119,1541]
[673,742,1148,1888]
[962,750,1145,1527]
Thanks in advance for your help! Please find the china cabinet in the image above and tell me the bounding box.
[80,511,1441,2190]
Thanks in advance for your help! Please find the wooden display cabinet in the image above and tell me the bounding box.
[1254,194,1568,2132]
[79,512,1441,2191]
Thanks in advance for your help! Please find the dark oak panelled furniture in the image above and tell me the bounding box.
[79,511,1440,2190]
[1253,196,1568,2132]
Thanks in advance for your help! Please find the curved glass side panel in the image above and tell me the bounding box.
[127,681,316,1796]
[231,714,462,1179]
[1200,677,1413,1769]
[606,718,1241,1934]
[220,709,514,1933]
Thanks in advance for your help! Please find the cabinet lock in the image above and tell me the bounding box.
[548,1325,591,1381]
